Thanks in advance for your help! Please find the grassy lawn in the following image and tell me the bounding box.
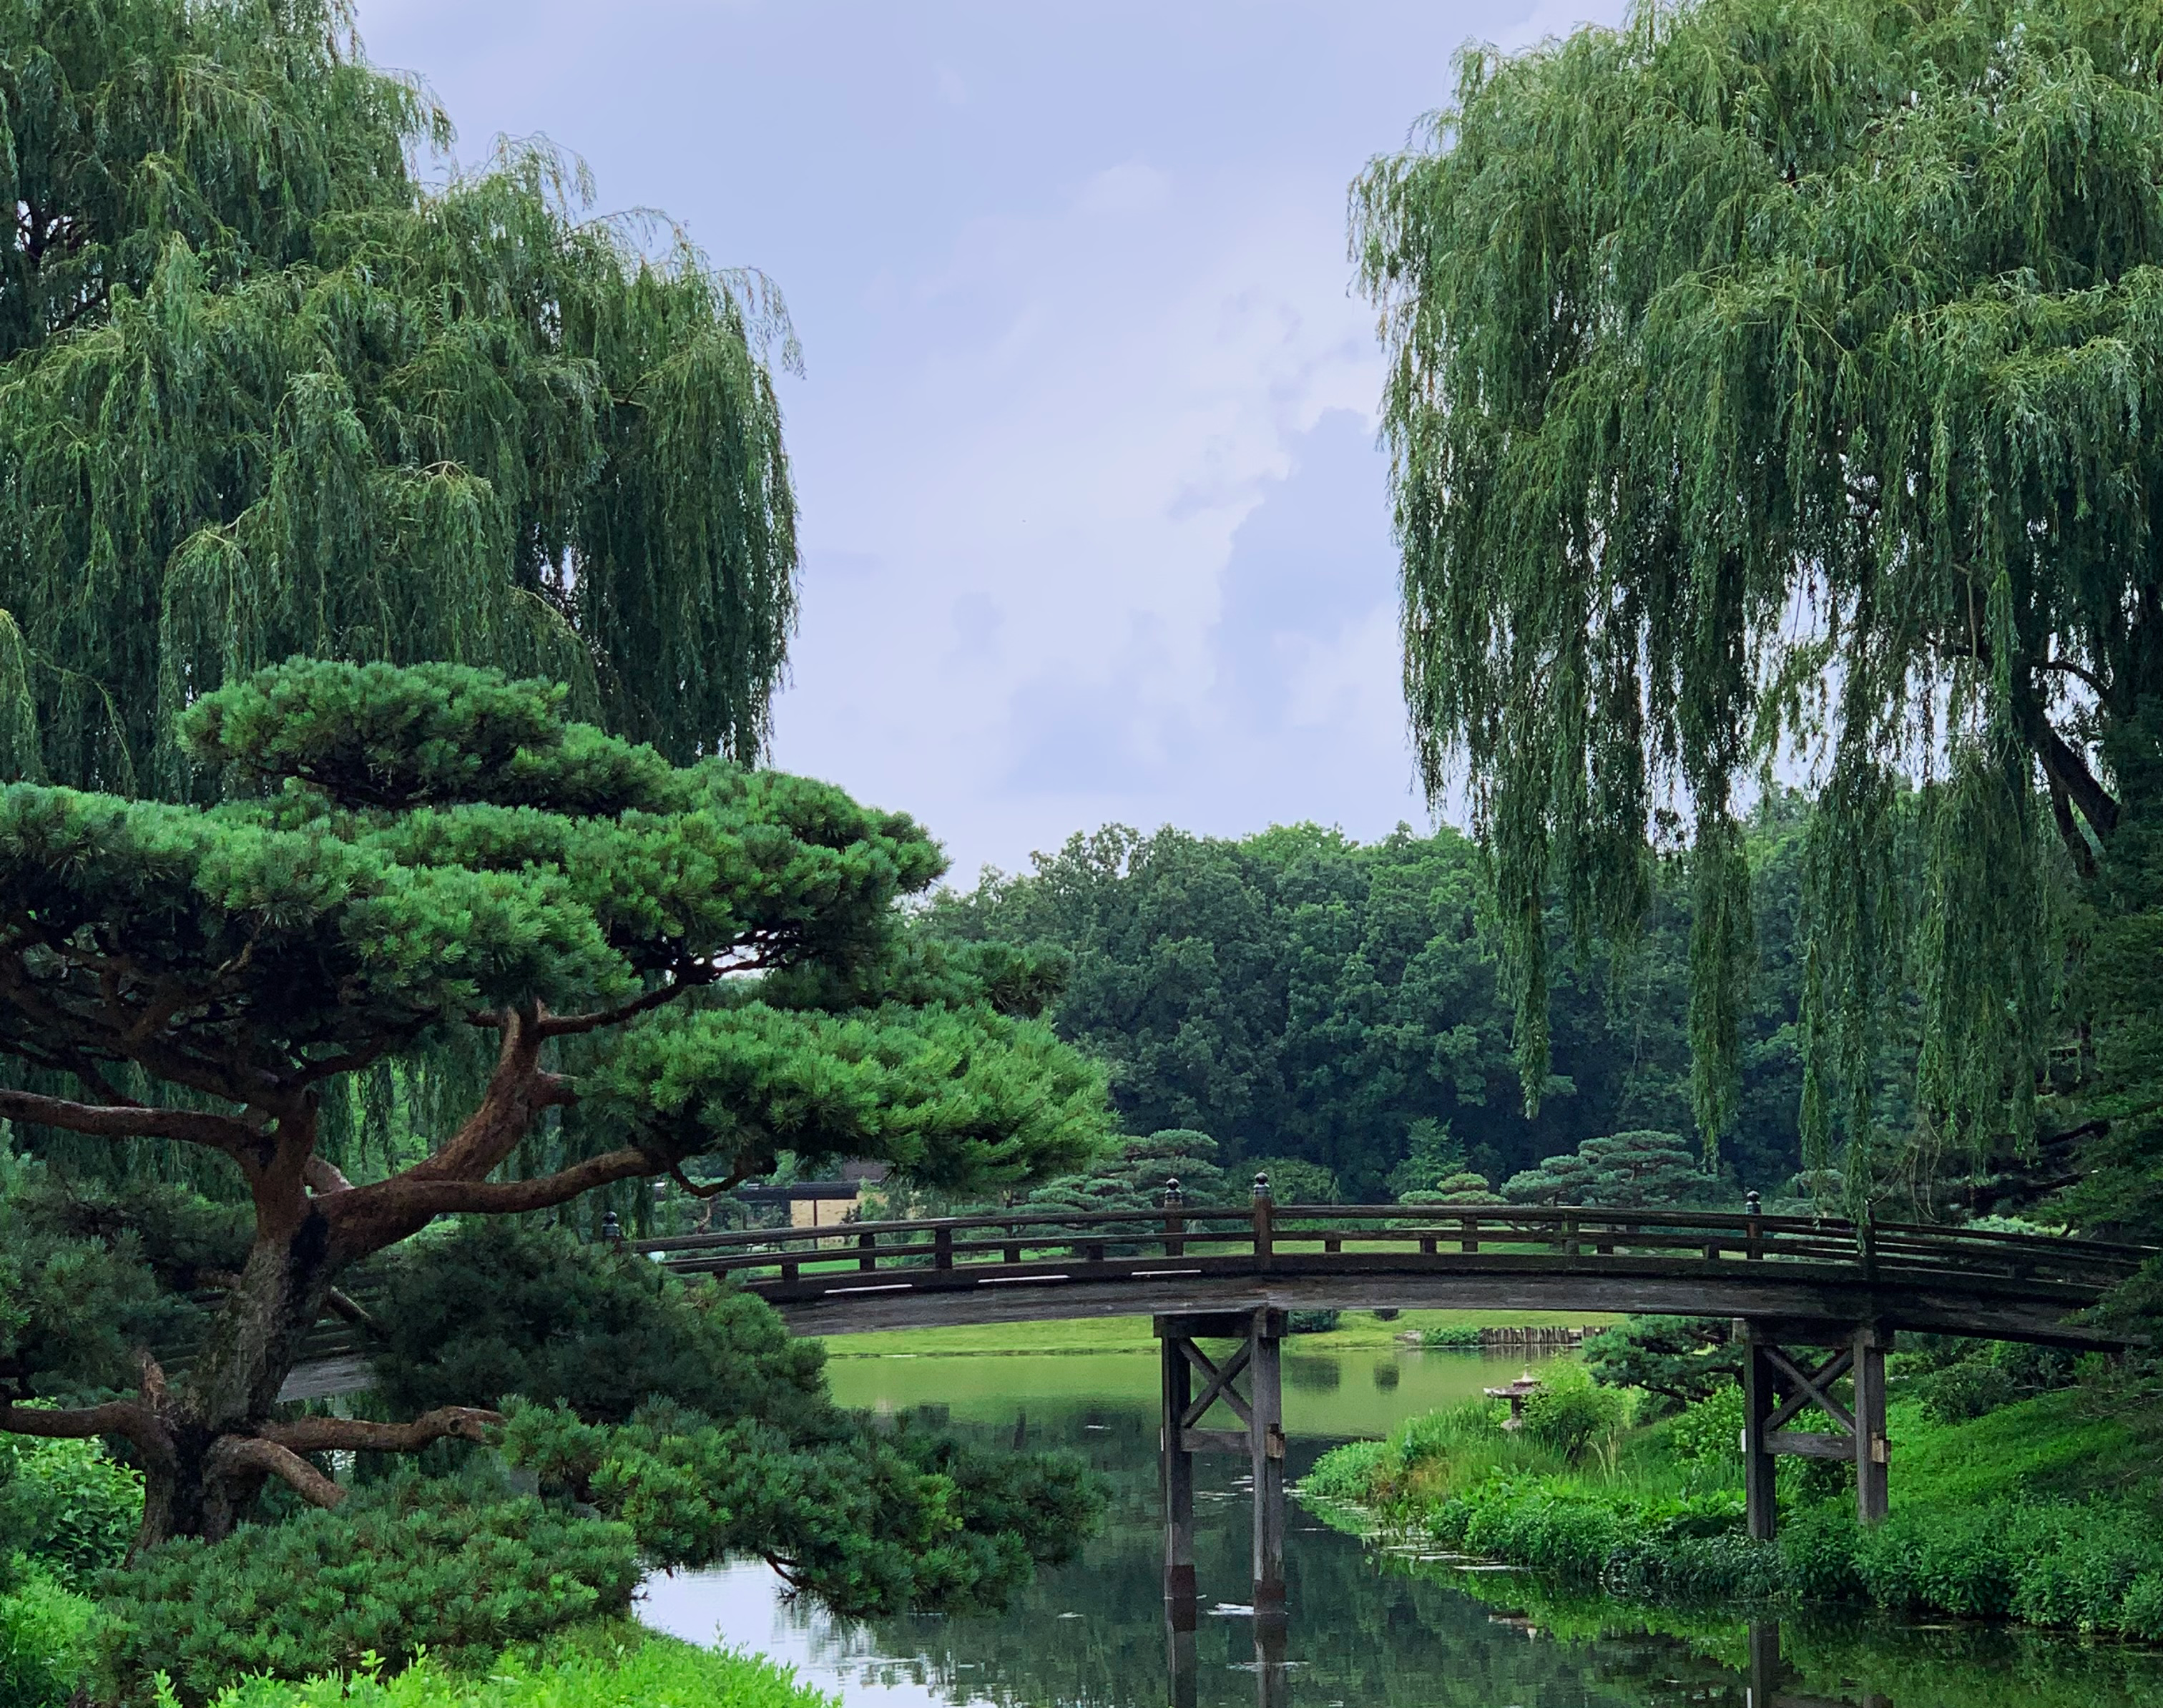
[818,1307,1621,1358]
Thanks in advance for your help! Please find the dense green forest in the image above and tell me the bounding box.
[923,795,1847,1204]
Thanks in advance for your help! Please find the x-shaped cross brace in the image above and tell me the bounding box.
[1763,1343,1857,1436]
[1179,1337,1255,1430]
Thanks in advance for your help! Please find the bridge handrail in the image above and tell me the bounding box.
[635,1204,2151,1265]
[636,1203,2149,1297]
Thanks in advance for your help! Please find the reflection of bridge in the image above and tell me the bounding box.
[642,1178,2147,1704]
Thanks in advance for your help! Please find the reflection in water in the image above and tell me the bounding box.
[639,1344,2163,1708]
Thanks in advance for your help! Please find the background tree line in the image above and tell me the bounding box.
[919,792,1849,1205]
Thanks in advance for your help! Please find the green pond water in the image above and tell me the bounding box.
[636,1337,2163,1707]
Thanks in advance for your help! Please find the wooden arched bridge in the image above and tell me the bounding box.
[634,1192,2140,1349]
[634,1182,2147,1620]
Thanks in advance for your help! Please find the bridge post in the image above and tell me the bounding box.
[1738,1319,1894,1540]
[1252,1172,1274,1268]
[1249,1308,1286,1618]
[1853,1325,1889,1526]
[1159,1330,1196,1614]
[1154,1307,1288,1620]
[1745,1620,1780,1708]
[1740,1323,1778,1543]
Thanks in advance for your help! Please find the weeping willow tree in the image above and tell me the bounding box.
[0,0,798,794]
[1354,0,2163,1199]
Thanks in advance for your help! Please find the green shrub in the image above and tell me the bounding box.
[1666,1384,1743,1468]
[1436,1478,1632,1579]
[1286,1309,1340,1335]
[1776,1507,1863,1601]
[371,1221,828,1430]
[91,1483,640,1707]
[2001,1504,2163,1635]
[497,1400,1098,1619]
[1580,1316,1738,1412]
[1520,1362,1628,1463]
[0,1435,142,1589]
[1600,1531,1781,1601]
[175,1624,832,1708]
[1901,1336,2079,1425]
[0,1568,96,1708]
[1418,1325,1482,1348]
[1301,1440,1388,1505]
[1851,1506,2019,1616]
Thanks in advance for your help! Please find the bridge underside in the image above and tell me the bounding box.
[759,1257,2118,1348]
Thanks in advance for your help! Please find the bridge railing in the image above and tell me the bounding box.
[634,1204,2149,1298]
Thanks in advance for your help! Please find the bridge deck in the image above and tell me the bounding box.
[641,1202,2147,1347]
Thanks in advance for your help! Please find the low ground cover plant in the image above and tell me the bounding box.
[139,1624,833,1708]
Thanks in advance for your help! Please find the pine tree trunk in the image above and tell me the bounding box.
[135,1209,339,1550]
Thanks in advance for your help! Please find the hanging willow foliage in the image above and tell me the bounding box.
[1355,0,2163,1184]
[0,0,798,792]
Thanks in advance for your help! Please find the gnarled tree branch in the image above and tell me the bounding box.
[0,1397,167,1459]
[540,965,716,1039]
[325,1145,661,1257]
[258,1406,503,1456]
[0,1086,255,1152]
[206,1435,346,1511]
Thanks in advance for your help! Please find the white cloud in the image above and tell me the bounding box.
[350,0,1634,879]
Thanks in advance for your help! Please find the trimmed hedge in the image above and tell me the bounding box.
[91,1486,640,1707]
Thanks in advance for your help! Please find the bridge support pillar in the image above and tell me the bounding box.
[1737,1321,1893,1540]
[1742,1337,1780,1543]
[1853,1325,1890,1526]
[1154,1307,1289,1618]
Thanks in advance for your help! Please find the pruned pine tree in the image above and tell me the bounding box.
[0,0,798,793]
[1021,1129,1228,1219]
[1503,1131,1715,1209]
[0,660,1106,1549]
[1355,0,2163,1188]
[1398,1170,1501,1207]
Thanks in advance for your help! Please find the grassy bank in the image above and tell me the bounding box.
[170,1624,830,1708]
[821,1307,1617,1358]
[1303,1366,2163,1639]
[0,1598,831,1708]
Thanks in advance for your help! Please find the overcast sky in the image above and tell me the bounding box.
[356,0,1622,883]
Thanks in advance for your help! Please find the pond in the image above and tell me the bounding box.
[637,1334,2163,1708]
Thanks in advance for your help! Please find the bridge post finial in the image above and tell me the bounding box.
[1252,1172,1272,1202]
[1745,1189,1762,1216]
[599,1209,624,1249]
[1163,1177,1182,1207]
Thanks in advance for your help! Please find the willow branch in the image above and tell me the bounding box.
[259,1406,503,1456]
[2045,773,2096,880]
[2008,690,2120,844]
[0,1086,255,1151]
[208,1435,347,1511]
[2039,654,2113,701]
